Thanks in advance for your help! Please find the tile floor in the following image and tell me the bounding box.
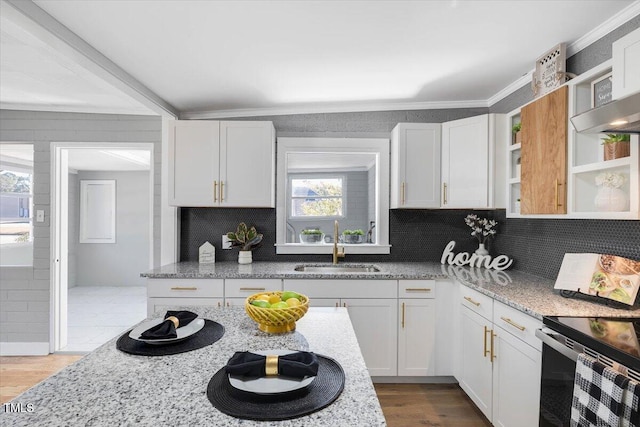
[60,286,146,353]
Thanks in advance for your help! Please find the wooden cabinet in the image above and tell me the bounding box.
[613,27,640,100]
[168,120,275,207]
[441,114,506,209]
[520,86,568,214]
[390,123,441,208]
[398,280,437,376]
[456,284,542,426]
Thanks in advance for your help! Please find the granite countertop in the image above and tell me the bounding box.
[142,261,640,320]
[0,307,385,427]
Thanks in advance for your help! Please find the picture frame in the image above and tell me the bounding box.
[532,43,567,98]
[591,72,613,108]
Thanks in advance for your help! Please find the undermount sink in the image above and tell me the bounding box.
[294,264,382,273]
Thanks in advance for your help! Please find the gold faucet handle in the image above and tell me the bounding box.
[337,246,346,257]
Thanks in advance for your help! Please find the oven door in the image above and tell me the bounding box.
[536,328,581,427]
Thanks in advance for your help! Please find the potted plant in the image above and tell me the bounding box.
[299,228,324,244]
[601,133,630,161]
[342,229,365,244]
[512,123,522,145]
[226,223,263,264]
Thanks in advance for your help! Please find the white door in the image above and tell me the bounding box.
[343,298,398,376]
[398,298,436,376]
[391,123,441,208]
[169,120,220,206]
[492,327,541,427]
[442,115,489,208]
[219,121,275,207]
[459,305,493,421]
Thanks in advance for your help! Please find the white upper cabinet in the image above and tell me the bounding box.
[169,120,275,207]
[441,114,506,209]
[390,123,441,208]
[613,27,640,99]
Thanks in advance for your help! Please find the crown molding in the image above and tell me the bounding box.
[180,99,489,119]
[0,102,158,116]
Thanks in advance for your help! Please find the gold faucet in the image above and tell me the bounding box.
[333,220,345,264]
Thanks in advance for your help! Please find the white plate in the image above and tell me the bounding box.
[228,350,316,394]
[129,318,205,345]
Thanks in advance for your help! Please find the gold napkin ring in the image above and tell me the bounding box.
[166,316,179,329]
[265,355,279,376]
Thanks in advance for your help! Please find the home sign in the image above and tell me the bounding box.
[440,241,513,271]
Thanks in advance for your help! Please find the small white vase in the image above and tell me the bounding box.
[238,250,252,264]
[594,187,627,212]
[475,243,489,256]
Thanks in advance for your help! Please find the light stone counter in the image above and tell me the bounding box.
[143,261,640,319]
[0,307,385,427]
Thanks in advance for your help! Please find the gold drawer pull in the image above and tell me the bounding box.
[401,182,406,205]
[490,331,497,362]
[483,326,490,357]
[239,287,266,291]
[213,181,218,202]
[405,288,431,292]
[402,302,405,329]
[220,181,224,202]
[500,316,526,331]
[170,287,198,291]
[443,183,448,205]
[464,296,480,306]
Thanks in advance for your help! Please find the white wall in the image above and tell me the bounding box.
[75,171,150,287]
[0,110,161,349]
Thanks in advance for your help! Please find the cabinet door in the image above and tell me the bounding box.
[398,298,436,376]
[219,121,275,207]
[343,298,398,377]
[169,120,220,206]
[520,86,568,214]
[441,115,490,208]
[147,297,223,316]
[390,123,441,208]
[459,305,493,421]
[613,27,640,100]
[492,326,541,427]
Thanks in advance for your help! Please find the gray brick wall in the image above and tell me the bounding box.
[0,110,161,344]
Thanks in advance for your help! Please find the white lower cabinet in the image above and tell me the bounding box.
[146,279,224,315]
[456,284,542,426]
[398,280,437,376]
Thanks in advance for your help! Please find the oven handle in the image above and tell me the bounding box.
[535,328,579,362]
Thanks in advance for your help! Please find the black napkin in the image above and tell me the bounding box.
[139,310,198,340]
[225,351,319,379]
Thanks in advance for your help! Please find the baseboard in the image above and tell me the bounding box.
[0,342,49,356]
[371,375,458,384]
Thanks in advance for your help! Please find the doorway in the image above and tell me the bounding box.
[51,143,154,352]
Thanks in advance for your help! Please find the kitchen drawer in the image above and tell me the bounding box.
[147,279,224,298]
[459,285,493,320]
[284,279,397,299]
[147,297,224,316]
[225,279,282,298]
[398,280,436,299]
[493,301,542,351]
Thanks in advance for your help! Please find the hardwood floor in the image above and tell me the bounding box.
[0,355,83,403]
[1,355,491,426]
[375,383,492,427]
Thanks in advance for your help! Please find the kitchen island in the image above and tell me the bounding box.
[0,307,385,427]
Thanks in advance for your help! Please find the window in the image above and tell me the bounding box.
[1,144,34,266]
[290,176,344,218]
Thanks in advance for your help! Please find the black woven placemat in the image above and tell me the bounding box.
[207,354,345,421]
[116,319,224,356]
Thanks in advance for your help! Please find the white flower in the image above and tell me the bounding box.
[464,214,498,244]
[595,172,625,188]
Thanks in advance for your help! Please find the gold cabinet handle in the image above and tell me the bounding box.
[170,286,197,291]
[213,181,218,202]
[555,179,562,209]
[405,288,431,292]
[335,302,339,308]
[401,302,405,329]
[226,301,230,307]
[217,301,221,307]
[239,287,266,291]
[401,182,406,205]
[343,302,347,308]
[464,296,480,306]
[483,325,490,357]
[220,181,224,202]
[490,331,497,362]
[500,316,526,331]
[443,183,447,204]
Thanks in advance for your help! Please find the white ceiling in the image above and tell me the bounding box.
[1,0,639,118]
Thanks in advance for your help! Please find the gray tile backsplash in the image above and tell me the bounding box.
[180,207,639,280]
